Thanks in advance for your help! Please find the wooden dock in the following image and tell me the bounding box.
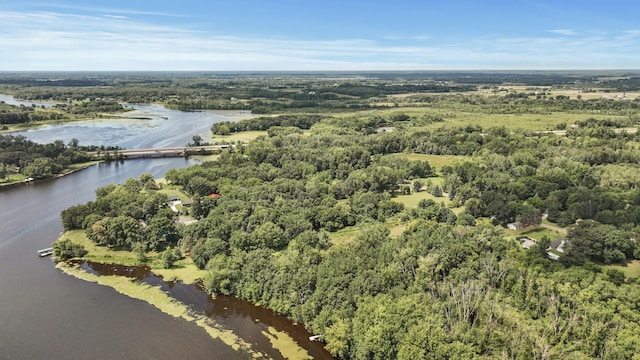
[37,247,54,257]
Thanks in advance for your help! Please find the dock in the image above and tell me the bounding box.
[37,247,54,257]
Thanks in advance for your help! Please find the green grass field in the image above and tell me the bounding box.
[391,177,466,214]
[60,230,148,265]
[393,189,453,209]
[505,227,567,241]
[0,173,28,185]
[57,230,205,284]
[210,130,267,144]
[603,260,640,280]
[156,185,191,201]
[329,226,361,245]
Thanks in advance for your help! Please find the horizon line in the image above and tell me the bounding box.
[1,69,640,73]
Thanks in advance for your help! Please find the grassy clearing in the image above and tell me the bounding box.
[392,177,462,211]
[61,230,151,265]
[153,257,206,285]
[58,230,205,284]
[0,173,27,185]
[603,260,640,280]
[389,223,408,238]
[210,130,267,144]
[329,226,361,245]
[394,190,452,209]
[156,186,191,202]
[505,226,566,242]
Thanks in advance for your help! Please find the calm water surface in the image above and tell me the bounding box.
[0,99,331,359]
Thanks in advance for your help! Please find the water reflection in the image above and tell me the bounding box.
[78,260,333,359]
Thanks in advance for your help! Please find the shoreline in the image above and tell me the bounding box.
[55,262,271,359]
[56,259,313,360]
[0,161,99,189]
[1,99,255,134]
[53,229,315,359]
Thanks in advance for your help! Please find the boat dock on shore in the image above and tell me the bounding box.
[37,247,53,257]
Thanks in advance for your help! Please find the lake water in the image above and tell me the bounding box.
[0,98,331,359]
[10,104,223,149]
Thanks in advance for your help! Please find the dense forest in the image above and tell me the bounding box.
[58,83,640,359]
[4,71,637,358]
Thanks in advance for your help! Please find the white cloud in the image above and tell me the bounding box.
[382,35,431,41]
[548,29,578,36]
[0,10,638,70]
[103,15,128,20]
[32,3,187,18]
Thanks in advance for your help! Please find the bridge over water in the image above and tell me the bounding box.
[89,145,232,159]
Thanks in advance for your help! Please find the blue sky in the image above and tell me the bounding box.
[1,0,639,71]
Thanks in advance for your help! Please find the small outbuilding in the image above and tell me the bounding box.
[507,221,524,231]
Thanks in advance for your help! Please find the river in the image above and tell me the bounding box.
[0,97,331,359]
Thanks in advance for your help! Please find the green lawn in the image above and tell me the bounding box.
[394,190,452,209]
[210,130,267,144]
[57,230,205,284]
[505,226,566,242]
[0,173,27,185]
[329,226,361,245]
[603,260,640,280]
[392,177,465,214]
[156,185,191,202]
[60,230,150,266]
